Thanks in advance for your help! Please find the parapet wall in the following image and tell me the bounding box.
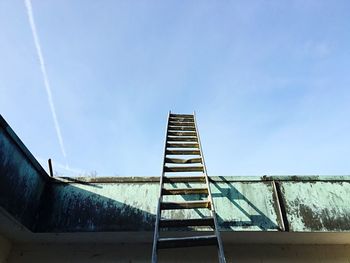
[34,176,350,233]
[0,115,48,230]
[1,114,350,234]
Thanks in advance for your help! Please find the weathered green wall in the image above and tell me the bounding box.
[36,181,158,232]
[36,178,281,232]
[280,181,350,231]
[0,115,48,229]
[1,114,350,234]
[34,176,350,233]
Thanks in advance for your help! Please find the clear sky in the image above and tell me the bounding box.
[1,0,350,176]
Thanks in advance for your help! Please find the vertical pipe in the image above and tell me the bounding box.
[48,158,54,177]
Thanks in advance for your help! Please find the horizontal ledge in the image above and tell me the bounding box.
[12,231,350,244]
[52,176,350,184]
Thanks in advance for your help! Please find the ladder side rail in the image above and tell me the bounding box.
[193,112,226,263]
[152,111,171,263]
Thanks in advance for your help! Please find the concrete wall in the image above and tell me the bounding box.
[0,234,12,263]
[6,243,350,263]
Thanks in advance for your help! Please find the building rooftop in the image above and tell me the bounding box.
[1,114,350,247]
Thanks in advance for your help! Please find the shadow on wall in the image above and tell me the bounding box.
[212,177,278,231]
[35,180,156,232]
[31,177,277,233]
[0,114,157,233]
[167,176,279,231]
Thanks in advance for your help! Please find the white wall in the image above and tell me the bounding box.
[7,243,350,262]
[0,235,11,263]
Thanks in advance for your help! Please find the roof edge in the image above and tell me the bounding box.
[52,175,350,184]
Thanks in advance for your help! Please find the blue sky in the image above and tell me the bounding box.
[1,0,350,176]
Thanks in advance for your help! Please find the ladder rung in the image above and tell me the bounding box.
[159,217,214,228]
[169,118,194,123]
[164,166,203,172]
[163,176,206,183]
[170,114,194,118]
[158,235,217,249]
[166,143,199,148]
[162,188,208,195]
[169,122,194,126]
[168,131,197,137]
[168,126,195,131]
[160,200,210,210]
[167,137,198,142]
[165,158,202,164]
[166,150,200,155]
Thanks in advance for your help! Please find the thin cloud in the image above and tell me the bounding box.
[24,0,67,159]
[303,40,332,59]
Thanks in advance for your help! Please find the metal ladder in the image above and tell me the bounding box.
[152,112,226,263]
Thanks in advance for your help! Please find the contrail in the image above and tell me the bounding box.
[24,0,67,159]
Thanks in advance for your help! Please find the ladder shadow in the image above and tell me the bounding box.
[166,179,214,233]
[168,180,208,219]
[211,176,279,231]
